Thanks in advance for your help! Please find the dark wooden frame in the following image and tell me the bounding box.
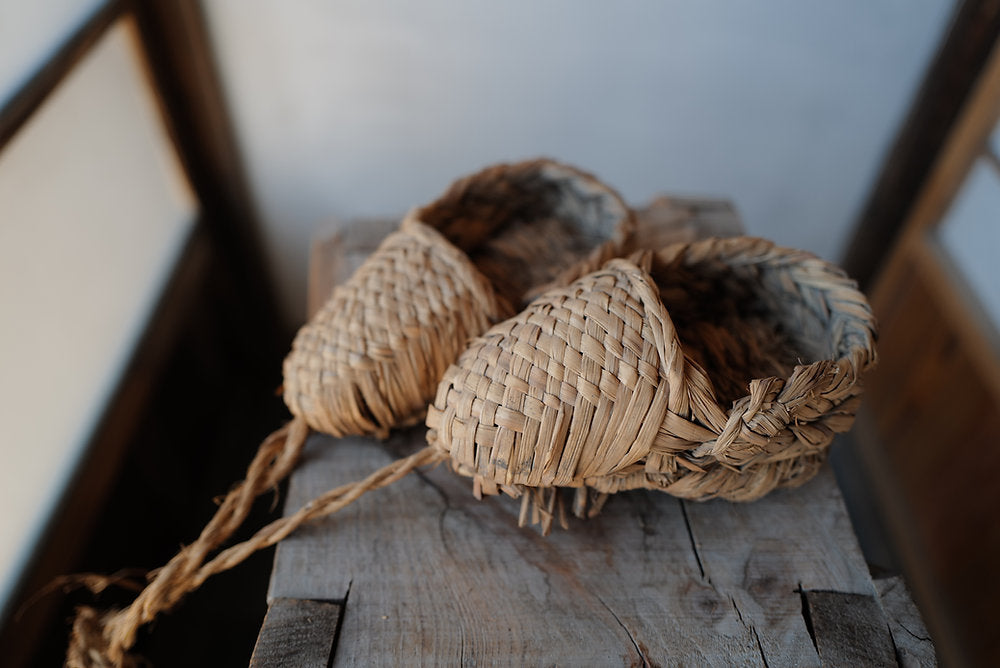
[853,36,1000,666]
[843,0,1000,287]
[0,2,286,664]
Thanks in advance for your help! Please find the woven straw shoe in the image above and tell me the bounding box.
[283,159,636,438]
[426,236,876,527]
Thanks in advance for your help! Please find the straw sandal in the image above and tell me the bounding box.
[426,236,877,530]
[66,234,874,664]
[283,159,636,439]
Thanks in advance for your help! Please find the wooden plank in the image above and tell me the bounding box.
[874,576,938,667]
[308,218,397,317]
[266,429,886,666]
[802,590,898,667]
[680,464,878,667]
[631,195,743,249]
[250,598,343,668]
[259,196,908,665]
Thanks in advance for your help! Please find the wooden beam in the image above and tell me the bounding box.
[130,0,290,350]
[801,590,898,667]
[250,599,343,668]
[842,0,1000,288]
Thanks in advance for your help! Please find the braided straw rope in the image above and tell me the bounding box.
[426,237,877,532]
[283,159,634,438]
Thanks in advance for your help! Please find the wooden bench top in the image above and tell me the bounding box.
[251,198,935,667]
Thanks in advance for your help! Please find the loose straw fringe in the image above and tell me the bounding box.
[65,417,445,667]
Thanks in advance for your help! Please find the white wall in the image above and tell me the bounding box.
[202,0,954,322]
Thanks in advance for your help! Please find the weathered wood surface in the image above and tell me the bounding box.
[874,575,938,667]
[258,196,933,666]
[803,590,897,667]
[268,430,885,667]
[249,598,343,668]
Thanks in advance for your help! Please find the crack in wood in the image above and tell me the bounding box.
[595,594,650,667]
[796,584,818,651]
[411,467,457,556]
[752,626,771,668]
[896,621,933,644]
[798,587,900,667]
[678,499,706,580]
[729,595,745,624]
[327,581,351,668]
[730,594,771,668]
[887,621,905,668]
[411,466,452,509]
[631,497,655,555]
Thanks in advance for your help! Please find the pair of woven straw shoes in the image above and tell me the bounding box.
[282,158,877,529]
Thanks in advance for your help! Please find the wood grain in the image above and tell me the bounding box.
[803,590,897,667]
[266,428,883,666]
[257,196,925,666]
[250,598,342,668]
[875,575,938,667]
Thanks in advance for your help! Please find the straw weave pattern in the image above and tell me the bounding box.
[427,236,877,504]
[283,219,507,438]
[64,165,876,665]
[283,159,633,438]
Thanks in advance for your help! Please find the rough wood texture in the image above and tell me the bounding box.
[268,432,879,666]
[257,197,928,665]
[803,590,897,667]
[875,576,938,667]
[249,598,342,668]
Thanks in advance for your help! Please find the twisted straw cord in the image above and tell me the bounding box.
[68,423,445,667]
[68,418,311,666]
[187,444,445,588]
